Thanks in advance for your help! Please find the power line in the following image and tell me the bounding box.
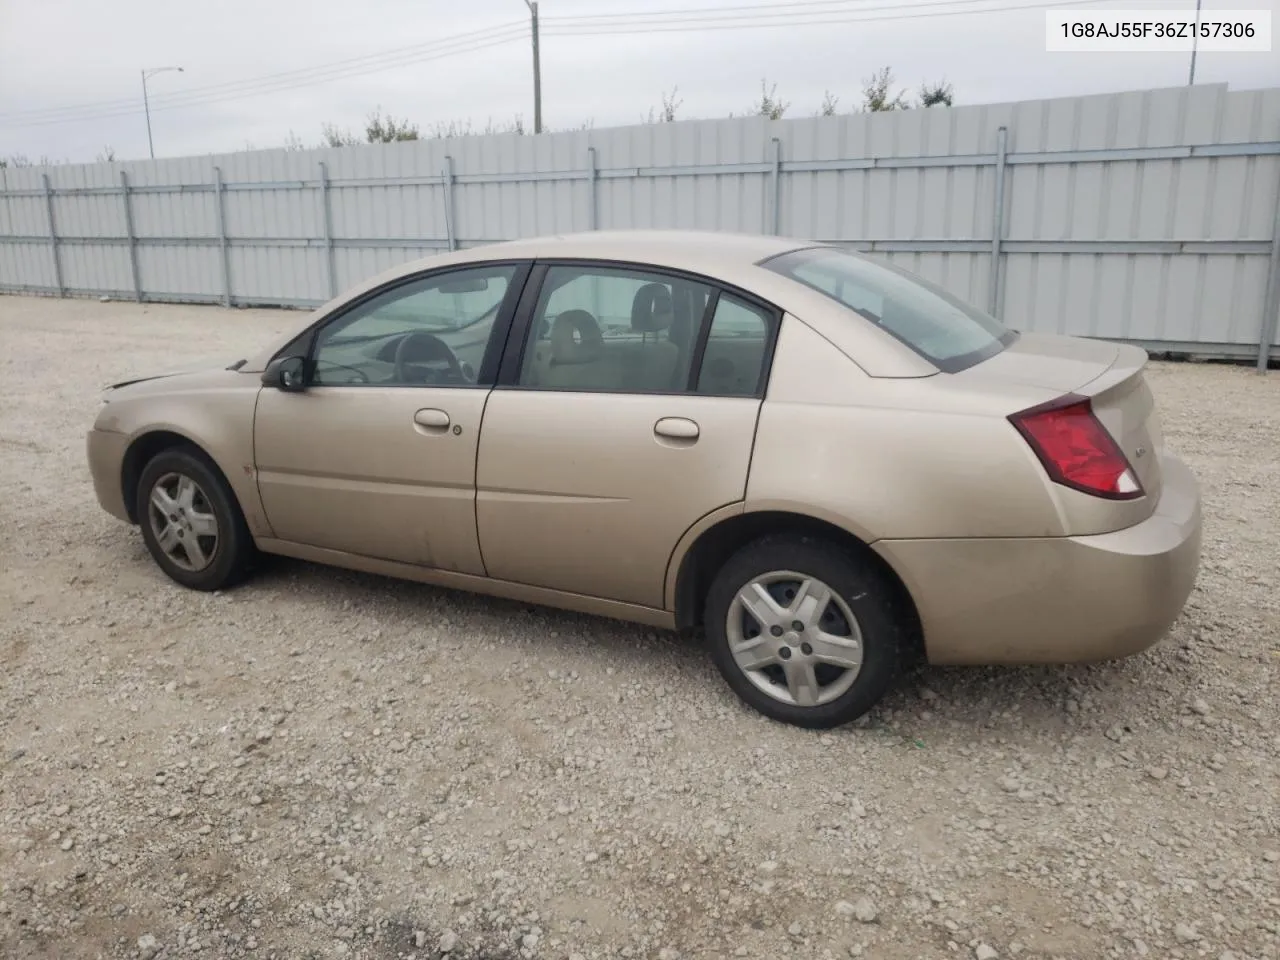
[543,0,1126,33]
[547,0,999,22]
[1,21,528,126]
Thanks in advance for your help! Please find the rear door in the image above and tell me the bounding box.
[474,261,779,609]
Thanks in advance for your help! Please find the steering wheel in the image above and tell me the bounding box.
[393,331,466,384]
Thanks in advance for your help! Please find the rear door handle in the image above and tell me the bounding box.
[413,408,451,431]
[654,417,699,441]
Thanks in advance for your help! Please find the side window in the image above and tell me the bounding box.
[518,264,712,393]
[695,295,772,397]
[311,264,517,386]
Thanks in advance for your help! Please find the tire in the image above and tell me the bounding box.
[704,534,904,729]
[135,446,256,591]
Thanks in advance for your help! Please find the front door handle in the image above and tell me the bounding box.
[413,408,451,431]
[654,417,699,441]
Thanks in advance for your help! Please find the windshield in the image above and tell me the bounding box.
[763,247,1016,372]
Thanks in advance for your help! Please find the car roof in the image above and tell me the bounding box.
[383,230,813,283]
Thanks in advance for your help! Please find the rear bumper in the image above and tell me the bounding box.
[875,454,1202,665]
[87,428,131,523]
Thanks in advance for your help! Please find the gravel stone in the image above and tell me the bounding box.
[851,897,878,924]
[2,298,1278,959]
[975,945,999,960]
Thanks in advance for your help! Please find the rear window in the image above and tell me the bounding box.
[762,247,1016,372]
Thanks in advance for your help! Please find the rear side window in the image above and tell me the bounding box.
[763,247,1016,373]
[696,295,770,397]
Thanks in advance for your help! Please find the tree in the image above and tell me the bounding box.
[645,87,682,124]
[749,79,789,120]
[861,67,910,112]
[320,107,420,147]
[320,123,360,148]
[819,90,839,117]
[364,107,420,143]
[0,154,33,168]
[96,145,117,163]
[282,130,306,151]
[424,116,526,138]
[919,80,954,108]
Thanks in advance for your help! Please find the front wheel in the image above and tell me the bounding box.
[135,447,256,591]
[704,535,904,729]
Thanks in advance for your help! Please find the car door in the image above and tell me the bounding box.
[475,261,778,610]
[253,261,530,572]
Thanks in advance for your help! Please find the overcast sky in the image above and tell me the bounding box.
[1,0,1276,164]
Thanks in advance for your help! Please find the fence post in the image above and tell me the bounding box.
[1257,173,1280,374]
[41,173,64,297]
[443,155,457,251]
[317,161,336,300]
[586,146,598,230]
[770,137,783,235]
[213,167,233,307]
[988,126,1009,319]
[120,171,142,302]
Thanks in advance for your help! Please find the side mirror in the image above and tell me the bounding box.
[261,355,307,392]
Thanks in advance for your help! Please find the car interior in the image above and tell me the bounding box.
[519,272,771,396]
[307,264,772,397]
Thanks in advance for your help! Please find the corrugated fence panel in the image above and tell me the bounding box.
[2,83,1278,357]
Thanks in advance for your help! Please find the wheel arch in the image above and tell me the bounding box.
[121,429,234,524]
[670,508,924,662]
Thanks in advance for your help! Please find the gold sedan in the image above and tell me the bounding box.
[86,230,1202,728]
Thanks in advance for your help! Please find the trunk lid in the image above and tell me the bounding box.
[967,332,1164,520]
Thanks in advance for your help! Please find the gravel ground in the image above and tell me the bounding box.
[1,294,1278,960]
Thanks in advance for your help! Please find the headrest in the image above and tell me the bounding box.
[549,310,603,365]
[631,282,674,333]
[668,312,695,350]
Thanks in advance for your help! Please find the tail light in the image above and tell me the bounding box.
[1009,394,1143,500]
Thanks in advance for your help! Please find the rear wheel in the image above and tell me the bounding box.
[705,535,903,729]
[136,447,255,591]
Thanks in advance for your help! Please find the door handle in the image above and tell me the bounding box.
[654,417,699,441]
[413,408,451,431]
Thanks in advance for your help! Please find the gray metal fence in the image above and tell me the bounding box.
[2,82,1279,367]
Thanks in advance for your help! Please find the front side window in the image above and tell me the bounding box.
[518,265,714,394]
[763,247,1016,372]
[311,264,517,386]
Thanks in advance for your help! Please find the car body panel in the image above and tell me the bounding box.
[252,385,490,573]
[748,314,1069,540]
[875,454,1200,664]
[256,536,677,629]
[86,427,130,522]
[89,367,270,537]
[475,389,761,609]
[952,335,1164,534]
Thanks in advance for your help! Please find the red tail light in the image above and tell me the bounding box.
[1010,394,1143,500]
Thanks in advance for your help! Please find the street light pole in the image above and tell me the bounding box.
[1188,0,1202,84]
[141,66,184,159]
[523,0,542,133]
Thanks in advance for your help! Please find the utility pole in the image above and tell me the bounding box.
[142,66,184,159]
[1188,0,1202,84]
[524,0,542,133]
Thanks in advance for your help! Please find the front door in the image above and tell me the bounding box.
[475,262,778,609]
[253,261,528,572]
